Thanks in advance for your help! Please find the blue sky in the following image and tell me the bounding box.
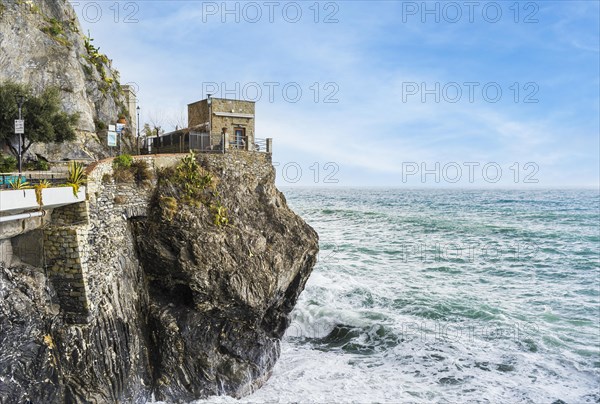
[73,1,599,187]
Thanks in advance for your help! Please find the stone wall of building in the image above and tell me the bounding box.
[188,99,256,148]
[188,100,209,128]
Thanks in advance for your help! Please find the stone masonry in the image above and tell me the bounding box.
[188,98,256,148]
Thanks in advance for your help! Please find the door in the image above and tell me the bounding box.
[234,128,246,149]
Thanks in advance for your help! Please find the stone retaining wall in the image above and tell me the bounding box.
[43,225,90,323]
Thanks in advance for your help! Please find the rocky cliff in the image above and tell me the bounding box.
[0,0,130,160]
[0,152,319,403]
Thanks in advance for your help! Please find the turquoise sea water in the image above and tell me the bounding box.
[202,188,600,403]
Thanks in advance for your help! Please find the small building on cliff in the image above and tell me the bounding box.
[143,97,269,154]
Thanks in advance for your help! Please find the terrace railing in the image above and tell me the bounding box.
[140,132,272,155]
[0,172,68,190]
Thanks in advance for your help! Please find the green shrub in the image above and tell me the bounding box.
[42,18,63,36]
[23,159,48,171]
[113,154,133,169]
[156,152,228,227]
[174,151,214,200]
[0,155,17,173]
[36,160,50,171]
[41,18,71,47]
[131,159,152,183]
[211,201,229,227]
[94,119,107,131]
[112,155,151,185]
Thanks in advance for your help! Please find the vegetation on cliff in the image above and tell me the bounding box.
[111,154,152,185]
[0,0,131,160]
[155,152,229,226]
[0,81,79,157]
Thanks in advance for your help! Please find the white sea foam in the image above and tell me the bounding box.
[191,189,600,404]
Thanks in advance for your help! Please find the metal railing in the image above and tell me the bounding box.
[254,138,267,152]
[0,172,68,189]
[140,132,272,155]
[189,133,225,152]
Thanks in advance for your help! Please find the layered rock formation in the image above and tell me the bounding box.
[0,152,319,402]
[0,0,130,160]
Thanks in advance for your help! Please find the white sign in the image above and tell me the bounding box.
[14,119,24,134]
[107,131,117,147]
[116,123,125,134]
[108,124,116,132]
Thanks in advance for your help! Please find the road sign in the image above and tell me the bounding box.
[107,131,117,147]
[14,120,24,134]
[116,123,125,134]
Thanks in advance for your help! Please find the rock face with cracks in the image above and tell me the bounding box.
[0,152,319,403]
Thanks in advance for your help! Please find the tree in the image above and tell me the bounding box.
[167,108,187,131]
[146,109,167,136]
[0,81,80,157]
[142,123,154,137]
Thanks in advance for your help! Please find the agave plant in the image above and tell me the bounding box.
[8,176,29,190]
[66,161,87,197]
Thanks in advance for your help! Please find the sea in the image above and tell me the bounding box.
[198,188,600,404]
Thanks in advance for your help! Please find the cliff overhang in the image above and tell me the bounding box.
[0,151,319,402]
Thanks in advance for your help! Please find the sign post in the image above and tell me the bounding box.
[108,124,117,155]
[15,118,24,173]
[14,120,24,134]
[116,123,125,154]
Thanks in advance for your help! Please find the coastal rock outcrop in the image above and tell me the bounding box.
[0,152,319,403]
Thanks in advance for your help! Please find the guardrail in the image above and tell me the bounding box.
[0,172,68,190]
[254,138,268,152]
[140,133,272,154]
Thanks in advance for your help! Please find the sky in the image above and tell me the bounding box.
[72,0,600,187]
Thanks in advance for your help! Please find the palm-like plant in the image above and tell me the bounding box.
[8,176,29,190]
[66,161,87,197]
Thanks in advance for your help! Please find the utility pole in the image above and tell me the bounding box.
[15,95,25,174]
[207,94,213,151]
[136,105,141,155]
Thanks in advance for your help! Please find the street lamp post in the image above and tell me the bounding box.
[15,95,25,174]
[207,93,212,132]
[136,105,141,155]
[207,94,215,152]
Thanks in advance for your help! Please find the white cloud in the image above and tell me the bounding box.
[75,1,599,187]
